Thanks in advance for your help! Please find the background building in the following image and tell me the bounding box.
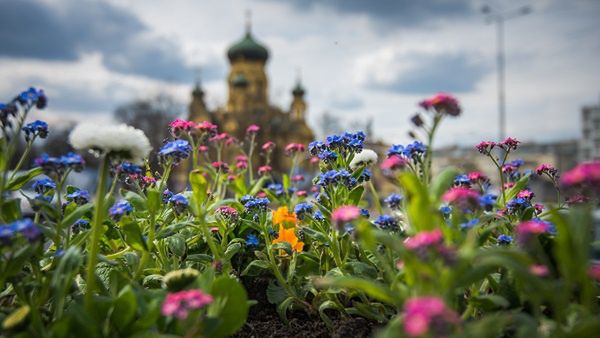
[580,98,600,162]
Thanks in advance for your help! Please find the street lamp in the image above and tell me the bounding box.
[482,4,531,141]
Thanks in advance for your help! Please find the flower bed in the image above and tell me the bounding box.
[1,88,599,337]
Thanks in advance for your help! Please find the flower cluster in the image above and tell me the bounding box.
[561,161,600,188]
[158,139,193,164]
[294,203,313,220]
[242,195,270,213]
[384,193,402,209]
[402,296,460,337]
[66,189,91,205]
[419,93,461,116]
[161,289,213,320]
[0,219,42,245]
[442,187,480,212]
[349,149,378,170]
[476,137,520,155]
[109,200,133,221]
[215,206,239,222]
[373,215,399,231]
[168,194,189,215]
[22,120,49,140]
[316,169,356,188]
[34,152,85,175]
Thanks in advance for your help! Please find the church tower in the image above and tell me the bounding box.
[226,16,269,113]
[189,80,210,122]
[290,80,307,120]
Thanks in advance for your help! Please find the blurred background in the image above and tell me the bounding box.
[1,0,599,200]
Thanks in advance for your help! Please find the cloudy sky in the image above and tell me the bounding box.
[1,0,599,146]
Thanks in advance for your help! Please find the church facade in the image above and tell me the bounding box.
[187,26,314,172]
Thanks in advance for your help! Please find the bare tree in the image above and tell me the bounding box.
[317,111,343,138]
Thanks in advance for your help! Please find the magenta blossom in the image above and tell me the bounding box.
[500,137,520,150]
[261,141,276,151]
[467,171,487,182]
[588,263,600,280]
[284,143,306,155]
[246,124,260,134]
[169,119,195,133]
[516,220,550,242]
[475,141,496,154]
[209,133,229,142]
[561,162,600,187]
[309,156,320,165]
[296,190,307,197]
[404,229,443,251]
[195,121,218,135]
[536,163,557,176]
[380,155,408,172]
[198,145,209,153]
[211,161,229,173]
[419,93,461,116]
[442,187,480,211]
[162,289,213,320]
[216,205,239,221]
[403,296,460,337]
[258,165,272,176]
[517,190,534,200]
[291,174,305,183]
[332,205,360,224]
[529,264,549,277]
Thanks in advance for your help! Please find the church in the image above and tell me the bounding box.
[186,23,315,172]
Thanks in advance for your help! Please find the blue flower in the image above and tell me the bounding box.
[158,139,192,164]
[244,197,270,213]
[454,174,471,186]
[373,215,399,231]
[66,189,90,205]
[343,223,355,234]
[403,141,426,158]
[326,135,344,148]
[71,219,90,234]
[346,138,364,151]
[240,195,254,204]
[17,87,47,109]
[308,141,325,156]
[459,218,480,230]
[360,208,370,218]
[109,200,133,221]
[34,153,63,174]
[318,150,338,163]
[497,234,513,245]
[509,159,524,168]
[384,193,403,209]
[119,162,143,175]
[506,197,530,214]
[266,183,284,196]
[168,194,189,214]
[1,219,42,245]
[60,152,85,172]
[162,189,174,203]
[314,210,325,221]
[22,120,48,139]
[358,168,372,183]
[246,234,260,247]
[387,144,405,157]
[32,177,56,194]
[439,205,452,216]
[479,194,497,211]
[294,202,313,220]
[532,218,557,235]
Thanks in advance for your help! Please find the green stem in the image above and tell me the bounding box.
[422,114,441,184]
[368,180,383,215]
[84,155,110,311]
[248,134,255,184]
[8,138,34,181]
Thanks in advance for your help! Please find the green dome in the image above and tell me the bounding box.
[227,32,269,62]
[232,73,249,87]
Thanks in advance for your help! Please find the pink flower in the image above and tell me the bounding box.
[536,163,557,176]
[216,205,239,220]
[516,220,550,241]
[227,175,236,182]
[566,194,589,205]
[588,263,600,280]
[198,145,209,153]
[141,176,156,185]
[468,171,487,182]
[169,118,195,133]
[517,190,534,200]
[332,205,360,223]
[504,182,515,189]
[195,121,218,135]
[502,164,518,173]
[296,190,307,197]
[310,185,319,193]
[162,289,213,320]
[561,162,600,187]
[419,93,461,116]
[235,155,248,162]
[291,174,305,183]
[403,296,459,337]
[500,137,520,150]
[309,156,320,165]
[442,187,480,211]
[529,264,549,277]
[475,141,496,154]
[246,124,260,134]
[258,165,272,176]
[284,143,306,156]
[261,141,276,151]
[209,133,229,142]
[533,203,544,213]
[211,161,229,173]
[404,229,443,251]
[380,155,408,172]
[236,161,248,170]
[256,191,267,198]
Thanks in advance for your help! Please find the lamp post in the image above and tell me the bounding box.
[482,4,531,141]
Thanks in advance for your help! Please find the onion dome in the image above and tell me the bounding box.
[232,73,249,87]
[227,32,269,62]
[292,82,305,96]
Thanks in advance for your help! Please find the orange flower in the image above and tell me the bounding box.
[272,206,297,228]
[272,225,304,253]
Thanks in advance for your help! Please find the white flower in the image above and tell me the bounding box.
[350,149,378,170]
[69,123,151,164]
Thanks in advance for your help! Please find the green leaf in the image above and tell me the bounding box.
[241,259,271,276]
[302,226,329,244]
[501,174,530,205]
[123,191,147,211]
[266,280,288,305]
[205,276,249,338]
[224,242,241,260]
[276,297,296,325]
[189,169,208,215]
[318,300,341,329]
[166,234,186,257]
[272,242,293,256]
[471,295,510,310]
[146,189,161,213]
[430,167,460,201]
[399,172,438,231]
[315,276,398,306]
[121,221,148,252]
[349,186,365,205]
[342,261,378,279]
[282,174,291,191]
[5,167,43,191]
[111,285,137,331]
[60,203,93,230]
[1,198,22,222]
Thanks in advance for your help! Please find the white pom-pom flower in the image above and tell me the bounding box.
[350,149,378,170]
[69,123,151,164]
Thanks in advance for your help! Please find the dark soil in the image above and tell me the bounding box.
[233,277,378,338]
